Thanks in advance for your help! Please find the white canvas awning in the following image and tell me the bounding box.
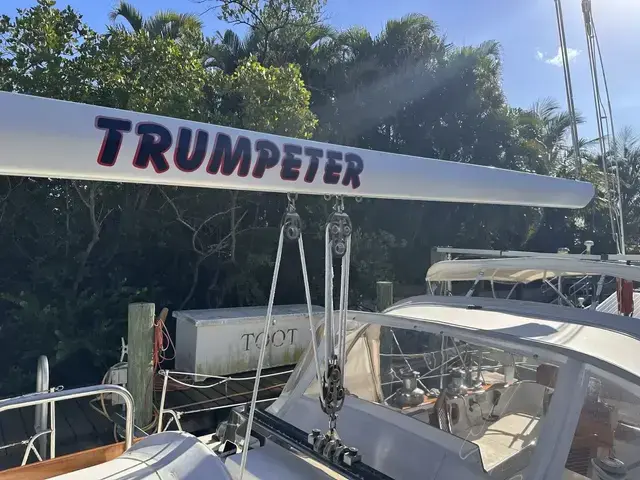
[426,257,640,284]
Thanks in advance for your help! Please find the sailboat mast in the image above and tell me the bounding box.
[553,0,582,176]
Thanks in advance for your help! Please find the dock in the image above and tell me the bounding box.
[0,366,292,470]
[157,366,292,434]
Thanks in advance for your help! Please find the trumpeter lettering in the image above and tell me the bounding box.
[207,133,251,177]
[343,153,364,189]
[133,122,172,173]
[253,140,279,178]
[324,150,342,185]
[174,128,208,172]
[95,117,132,167]
[303,147,321,183]
[281,144,302,181]
[94,116,364,189]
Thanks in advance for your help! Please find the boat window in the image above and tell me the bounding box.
[563,371,640,479]
[303,324,560,478]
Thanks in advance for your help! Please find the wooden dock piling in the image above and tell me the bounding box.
[127,303,155,429]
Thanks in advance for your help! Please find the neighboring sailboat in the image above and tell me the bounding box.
[426,254,640,311]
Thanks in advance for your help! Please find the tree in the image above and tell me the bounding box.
[199,0,326,62]
[211,56,317,137]
[204,29,256,72]
[109,0,203,39]
[0,0,213,392]
[614,129,640,247]
[1,0,636,396]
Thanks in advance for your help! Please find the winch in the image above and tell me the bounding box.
[592,457,628,480]
[395,367,425,408]
[447,367,471,396]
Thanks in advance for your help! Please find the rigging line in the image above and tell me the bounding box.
[582,0,621,253]
[554,0,582,176]
[338,235,351,376]
[318,196,351,434]
[239,224,285,480]
[324,221,334,397]
[298,232,322,384]
[591,12,626,254]
[582,6,614,239]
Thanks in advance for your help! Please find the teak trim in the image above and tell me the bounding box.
[0,438,142,480]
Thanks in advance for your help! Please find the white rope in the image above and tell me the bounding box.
[299,233,322,383]
[338,236,351,374]
[159,369,293,383]
[239,226,285,480]
[162,376,227,390]
[323,222,334,395]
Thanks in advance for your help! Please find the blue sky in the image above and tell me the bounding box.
[3,0,638,139]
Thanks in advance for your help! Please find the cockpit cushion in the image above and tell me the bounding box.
[51,431,232,479]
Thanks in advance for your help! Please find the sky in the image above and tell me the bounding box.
[2,0,639,139]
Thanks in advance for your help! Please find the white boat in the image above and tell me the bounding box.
[0,92,637,480]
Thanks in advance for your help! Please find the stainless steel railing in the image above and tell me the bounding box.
[34,355,50,459]
[0,384,135,458]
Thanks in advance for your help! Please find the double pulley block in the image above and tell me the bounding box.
[327,210,352,259]
[321,354,345,419]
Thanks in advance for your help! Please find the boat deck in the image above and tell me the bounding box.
[0,366,292,470]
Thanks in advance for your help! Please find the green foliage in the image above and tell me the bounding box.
[109,1,203,40]
[211,0,326,62]
[81,29,209,118]
[212,56,317,137]
[0,0,89,97]
[215,0,326,32]
[0,0,636,394]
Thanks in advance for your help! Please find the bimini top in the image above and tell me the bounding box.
[425,256,640,284]
[374,295,640,383]
[0,91,594,207]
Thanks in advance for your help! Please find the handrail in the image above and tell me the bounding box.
[0,385,135,450]
[34,355,49,459]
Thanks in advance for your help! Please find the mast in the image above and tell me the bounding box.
[0,92,594,208]
[553,0,582,176]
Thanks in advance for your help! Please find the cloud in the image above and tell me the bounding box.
[536,47,581,67]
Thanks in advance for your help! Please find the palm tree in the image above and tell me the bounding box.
[524,97,586,174]
[108,1,203,40]
[204,29,258,73]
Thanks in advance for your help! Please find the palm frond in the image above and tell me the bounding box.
[109,1,144,32]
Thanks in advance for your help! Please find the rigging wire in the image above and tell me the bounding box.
[238,222,284,480]
[238,194,317,480]
[591,6,626,254]
[581,0,626,254]
[553,0,582,176]
[298,232,323,384]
